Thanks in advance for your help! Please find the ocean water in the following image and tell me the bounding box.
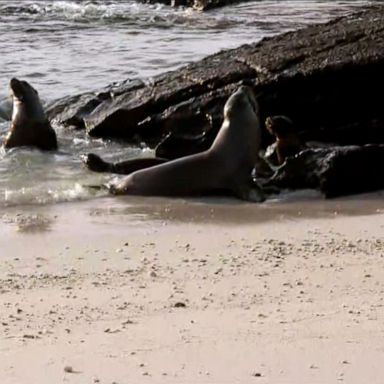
[0,0,375,207]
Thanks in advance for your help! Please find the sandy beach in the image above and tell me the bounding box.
[1,193,384,384]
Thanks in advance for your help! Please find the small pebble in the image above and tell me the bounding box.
[23,334,37,339]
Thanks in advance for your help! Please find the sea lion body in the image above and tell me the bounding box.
[108,86,264,201]
[265,115,303,165]
[3,78,57,150]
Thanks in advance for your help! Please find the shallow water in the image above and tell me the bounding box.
[0,0,376,207]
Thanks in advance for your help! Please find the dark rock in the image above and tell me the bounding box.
[46,6,384,197]
[141,0,255,11]
[174,302,187,308]
[266,145,384,198]
[155,124,217,159]
[47,6,384,151]
[46,78,146,129]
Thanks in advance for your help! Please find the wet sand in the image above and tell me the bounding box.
[1,193,384,383]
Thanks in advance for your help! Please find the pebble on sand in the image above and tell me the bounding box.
[64,366,74,373]
[174,302,187,308]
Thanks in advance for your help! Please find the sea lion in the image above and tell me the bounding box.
[107,85,265,202]
[3,78,57,150]
[265,115,303,165]
[81,153,168,175]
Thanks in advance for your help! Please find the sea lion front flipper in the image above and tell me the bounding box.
[81,153,113,173]
[82,153,169,175]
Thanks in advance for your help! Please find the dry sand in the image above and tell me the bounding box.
[1,193,384,384]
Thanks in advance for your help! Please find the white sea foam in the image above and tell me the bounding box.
[2,182,108,207]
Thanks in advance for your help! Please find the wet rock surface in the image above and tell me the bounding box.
[141,0,254,11]
[265,145,384,198]
[47,6,384,198]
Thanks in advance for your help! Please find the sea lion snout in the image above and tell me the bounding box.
[9,78,24,100]
[9,78,38,101]
[224,85,259,118]
[10,78,21,88]
[238,85,259,115]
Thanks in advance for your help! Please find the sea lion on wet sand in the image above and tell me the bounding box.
[3,78,57,150]
[107,85,265,202]
[81,153,168,175]
[265,115,303,165]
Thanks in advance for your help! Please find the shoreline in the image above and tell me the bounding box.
[2,189,384,227]
[1,195,384,383]
[1,4,383,382]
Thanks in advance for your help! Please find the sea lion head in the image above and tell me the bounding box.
[224,85,259,119]
[265,115,294,138]
[9,78,35,101]
[9,78,45,123]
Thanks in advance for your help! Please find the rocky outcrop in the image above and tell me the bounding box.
[142,0,254,11]
[265,145,384,198]
[47,6,384,147]
[46,6,384,197]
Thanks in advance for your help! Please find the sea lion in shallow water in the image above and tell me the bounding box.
[3,78,57,150]
[107,86,265,201]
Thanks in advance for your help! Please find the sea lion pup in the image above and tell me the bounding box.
[107,85,265,202]
[265,115,303,165]
[81,153,168,175]
[3,78,57,150]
